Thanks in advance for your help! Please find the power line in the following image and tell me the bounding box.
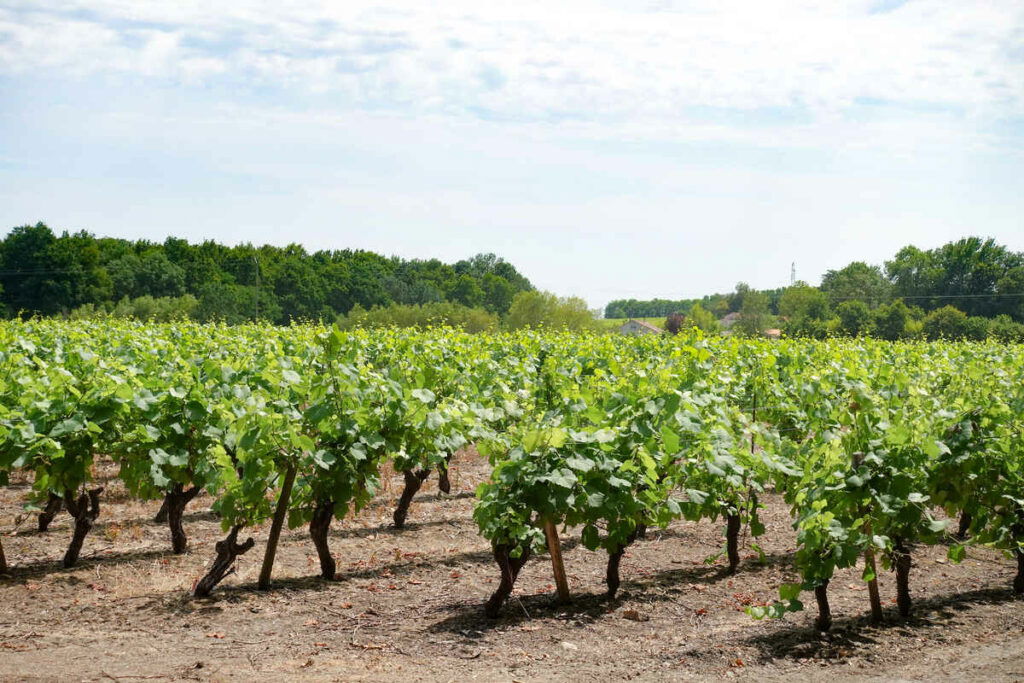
[830,292,1024,301]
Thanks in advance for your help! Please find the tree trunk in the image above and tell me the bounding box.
[154,495,170,524]
[956,511,972,540]
[726,514,741,574]
[893,536,912,618]
[309,500,336,580]
[814,580,832,632]
[635,523,648,540]
[62,487,103,568]
[258,464,297,590]
[37,492,63,532]
[193,525,255,598]
[437,455,452,495]
[392,468,431,529]
[1014,548,1024,595]
[165,484,200,554]
[483,543,532,618]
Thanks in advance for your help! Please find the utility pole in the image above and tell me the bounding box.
[253,255,260,320]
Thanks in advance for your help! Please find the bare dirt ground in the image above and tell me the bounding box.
[1,450,1022,682]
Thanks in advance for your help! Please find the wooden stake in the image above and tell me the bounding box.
[863,522,883,622]
[258,463,297,590]
[852,451,882,622]
[543,519,570,604]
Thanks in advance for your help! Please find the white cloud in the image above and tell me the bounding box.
[1,0,1021,134]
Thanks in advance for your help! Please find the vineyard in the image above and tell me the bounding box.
[1,320,1023,679]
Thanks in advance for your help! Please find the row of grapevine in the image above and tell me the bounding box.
[0,320,1021,630]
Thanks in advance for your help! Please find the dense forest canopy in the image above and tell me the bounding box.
[0,223,534,324]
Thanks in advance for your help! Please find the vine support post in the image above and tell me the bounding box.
[893,536,912,618]
[543,519,570,604]
[1014,548,1024,595]
[1013,518,1024,595]
[863,526,883,622]
[852,451,882,622]
[258,462,297,591]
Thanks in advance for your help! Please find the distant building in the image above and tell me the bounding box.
[618,319,662,336]
[718,311,742,330]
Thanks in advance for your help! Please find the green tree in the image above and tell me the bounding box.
[481,273,515,314]
[836,300,874,336]
[821,262,891,308]
[504,291,597,331]
[872,299,915,341]
[685,303,720,334]
[988,315,1024,343]
[922,305,969,340]
[734,291,771,337]
[778,282,830,337]
[448,274,485,309]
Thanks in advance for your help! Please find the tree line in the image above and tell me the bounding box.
[0,223,535,325]
[610,237,1024,341]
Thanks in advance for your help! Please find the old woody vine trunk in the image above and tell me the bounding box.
[62,487,103,568]
[193,525,255,597]
[309,500,336,580]
[393,468,431,529]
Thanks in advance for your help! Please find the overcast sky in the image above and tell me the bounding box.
[1,1,1022,309]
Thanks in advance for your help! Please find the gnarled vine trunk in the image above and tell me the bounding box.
[37,492,63,532]
[62,487,103,568]
[154,496,169,524]
[193,525,255,598]
[309,500,336,580]
[165,484,200,554]
[392,468,431,528]
[606,527,641,598]
[814,580,832,631]
[484,543,532,618]
[725,514,742,574]
[893,536,912,618]
[956,512,972,540]
[437,455,452,494]
[0,535,8,574]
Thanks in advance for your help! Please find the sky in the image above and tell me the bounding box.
[1,1,1022,310]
